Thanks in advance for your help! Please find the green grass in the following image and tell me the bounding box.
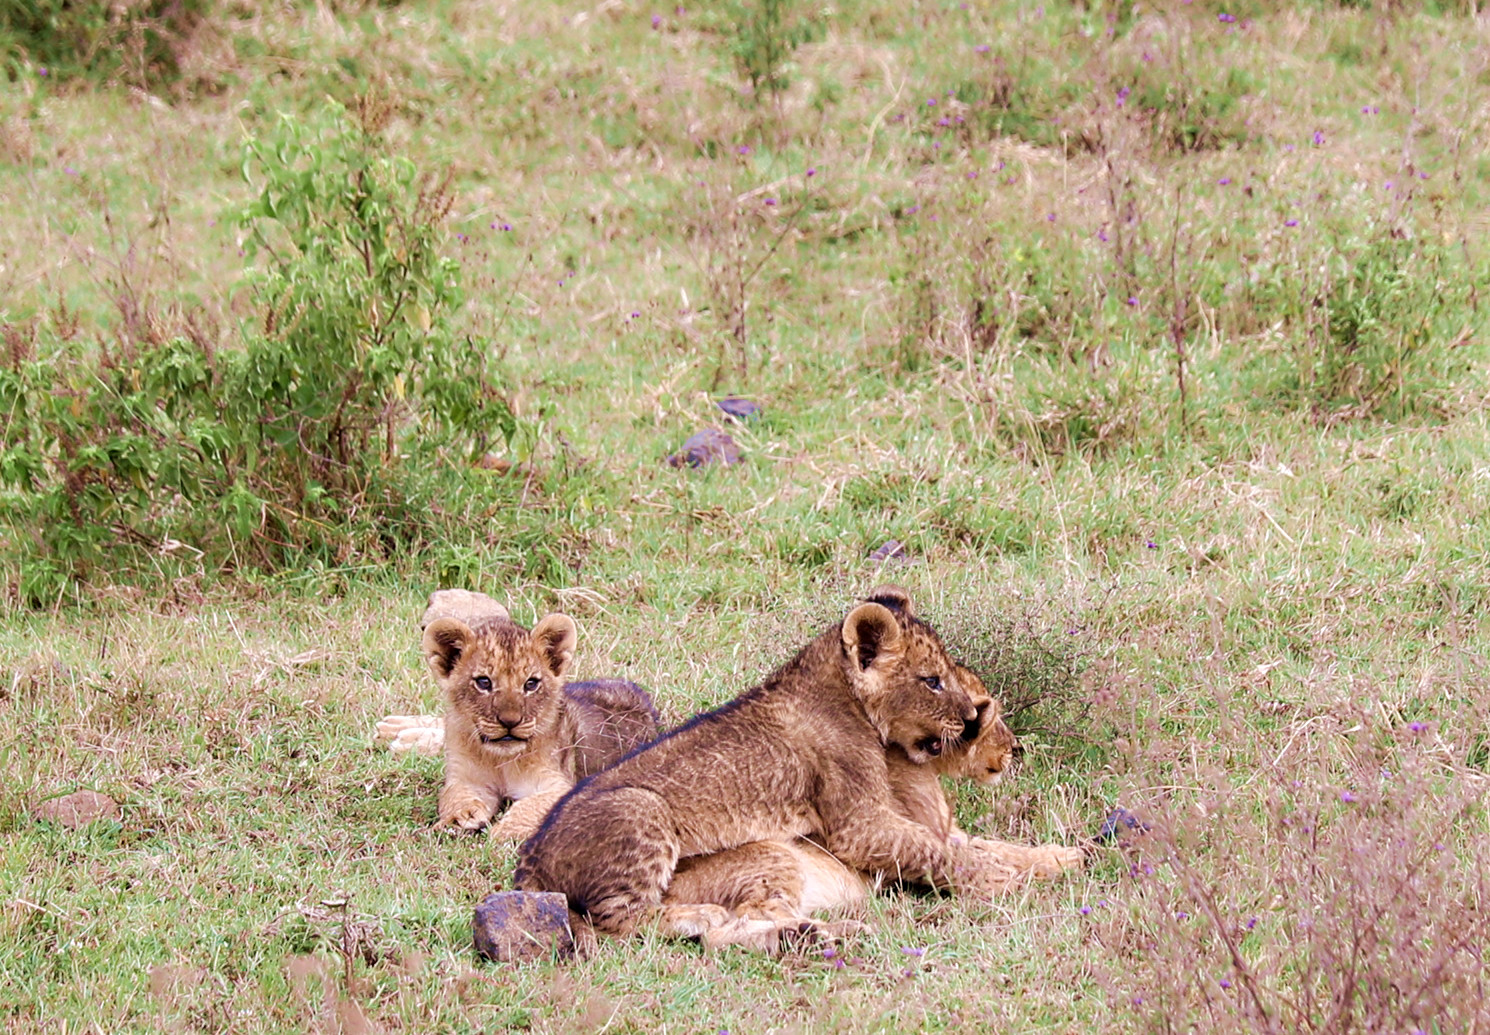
[3,1,1490,1031]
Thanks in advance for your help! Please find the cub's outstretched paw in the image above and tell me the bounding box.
[375,714,444,756]
[967,837,1085,879]
[436,797,495,833]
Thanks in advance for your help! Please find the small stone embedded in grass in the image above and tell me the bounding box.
[33,790,119,829]
[473,891,575,963]
[715,395,761,422]
[666,428,741,468]
[868,540,919,566]
[1097,806,1150,844]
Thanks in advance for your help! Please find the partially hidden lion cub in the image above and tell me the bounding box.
[398,590,660,836]
[514,586,982,942]
[663,667,1084,950]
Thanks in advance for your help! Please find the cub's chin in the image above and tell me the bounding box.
[477,732,530,756]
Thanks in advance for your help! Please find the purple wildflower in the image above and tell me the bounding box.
[1220,979,1232,989]
[651,13,661,28]
[1218,177,1231,185]
[39,67,49,76]
[1340,791,1356,803]
[1312,130,1325,146]
[764,197,777,206]
[806,167,816,177]
[1046,212,1056,222]
[1409,721,1427,732]
[901,946,925,956]
[1284,219,1299,227]
[975,44,991,53]
[1079,905,1092,916]
[737,144,750,154]
[1126,296,1138,306]
[1218,12,1236,22]
[927,98,936,106]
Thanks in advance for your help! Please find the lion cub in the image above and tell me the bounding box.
[411,591,659,834]
[514,586,980,941]
[665,669,1085,949]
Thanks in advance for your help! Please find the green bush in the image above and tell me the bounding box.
[0,100,516,602]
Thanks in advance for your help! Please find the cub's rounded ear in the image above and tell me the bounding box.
[842,602,904,672]
[531,614,578,677]
[864,584,914,617]
[423,617,475,680]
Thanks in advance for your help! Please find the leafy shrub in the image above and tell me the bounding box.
[0,99,515,603]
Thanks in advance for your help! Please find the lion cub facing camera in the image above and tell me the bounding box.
[413,591,659,835]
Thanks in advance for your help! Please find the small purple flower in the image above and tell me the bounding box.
[975,44,991,53]
[737,144,750,154]
[1218,12,1236,22]
[1132,996,1144,1006]
[822,946,836,959]
[764,197,777,206]
[905,205,919,215]
[500,223,512,231]
[1312,130,1325,146]
[1409,721,1427,732]
[1126,296,1138,306]
[901,946,925,956]
[1384,182,1393,191]
[1116,86,1131,108]
[1098,229,1109,241]
[927,98,936,106]
[967,171,978,179]
[651,13,661,29]
[1340,791,1356,803]
[64,166,77,176]
[1220,979,1232,989]
[1079,905,1092,916]
[1218,177,1231,185]
[1245,916,1258,930]
[1176,911,1189,920]
[1284,219,1299,227]
[937,117,950,127]
[1146,540,1158,549]
[39,67,49,76]
[806,167,816,177]
[1046,212,1056,222]
[630,310,641,319]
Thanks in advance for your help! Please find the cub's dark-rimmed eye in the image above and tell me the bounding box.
[921,675,943,692]
[523,676,541,693]
[473,675,492,692]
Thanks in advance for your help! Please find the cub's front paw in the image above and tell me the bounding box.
[436,798,494,833]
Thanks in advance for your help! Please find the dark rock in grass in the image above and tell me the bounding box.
[1096,806,1150,844]
[473,891,575,963]
[868,540,919,566]
[715,396,762,422]
[666,428,741,468]
[34,790,119,829]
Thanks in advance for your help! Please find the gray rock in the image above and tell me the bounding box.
[472,891,576,963]
[666,428,742,468]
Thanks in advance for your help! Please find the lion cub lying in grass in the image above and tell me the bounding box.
[380,590,659,836]
[664,666,1084,951]
[515,586,991,943]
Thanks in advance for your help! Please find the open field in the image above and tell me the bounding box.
[2,1,1489,1031]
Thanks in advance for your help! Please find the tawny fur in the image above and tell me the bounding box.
[513,586,981,941]
[409,590,659,833]
[663,667,1085,949]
